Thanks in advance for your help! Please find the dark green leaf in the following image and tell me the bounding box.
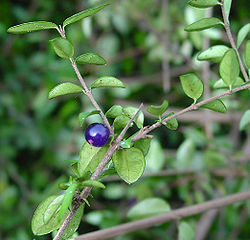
[50,37,74,59]
[76,53,107,65]
[197,45,229,63]
[63,4,110,27]
[200,99,227,113]
[146,100,169,116]
[113,115,132,129]
[239,110,250,131]
[127,198,171,220]
[224,0,232,22]
[78,143,109,176]
[48,82,84,99]
[213,77,244,89]
[178,221,195,240]
[7,21,58,34]
[244,40,250,69]
[134,138,152,156]
[163,112,178,130]
[219,49,240,89]
[79,180,105,189]
[180,73,204,103]
[184,17,224,32]
[78,110,100,126]
[105,105,123,118]
[91,76,126,89]
[237,23,250,48]
[122,106,144,128]
[112,148,145,184]
[188,0,220,8]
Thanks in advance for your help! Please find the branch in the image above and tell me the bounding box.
[220,1,249,82]
[73,190,250,240]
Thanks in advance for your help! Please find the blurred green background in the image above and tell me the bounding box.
[0,0,249,239]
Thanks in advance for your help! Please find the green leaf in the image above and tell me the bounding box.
[58,183,78,222]
[112,148,145,184]
[127,198,171,220]
[188,0,220,8]
[184,17,224,32]
[78,110,100,126]
[163,112,178,130]
[219,49,240,89]
[239,110,250,131]
[244,40,250,69]
[7,21,58,34]
[31,195,68,235]
[224,0,232,22]
[105,105,123,118]
[146,100,169,117]
[134,138,152,156]
[62,204,84,239]
[122,106,144,128]
[197,45,229,63]
[50,37,74,59]
[43,195,64,224]
[78,142,109,177]
[63,4,110,27]
[48,82,84,99]
[237,23,250,48]
[79,180,105,189]
[180,73,204,103]
[113,115,132,129]
[200,99,227,113]
[178,221,195,240]
[91,76,126,89]
[70,163,81,178]
[76,53,107,65]
[213,77,244,89]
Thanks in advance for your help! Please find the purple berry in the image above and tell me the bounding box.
[85,123,110,147]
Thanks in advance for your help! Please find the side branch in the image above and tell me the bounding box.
[74,190,250,240]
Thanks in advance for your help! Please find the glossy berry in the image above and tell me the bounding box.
[85,123,110,147]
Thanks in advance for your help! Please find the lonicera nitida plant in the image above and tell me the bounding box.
[7,0,250,239]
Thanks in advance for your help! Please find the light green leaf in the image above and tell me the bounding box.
[112,148,145,184]
[224,0,232,22]
[237,23,250,48]
[134,138,152,156]
[62,204,84,240]
[113,115,132,130]
[78,142,109,176]
[48,82,84,99]
[197,45,229,63]
[244,40,250,69]
[105,105,123,118]
[7,21,58,34]
[78,110,100,126]
[127,198,171,220]
[91,76,126,89]
[178,221,195,240]
[239,110,250,131]
[180,73,204,103]
[63,4,110,27]
[79,180,105,189]
[185,17,224,32]
[76,53,107,65]
[70,163,80,178]
[213,77,244,89]
[188,0,220,8]
[50,37,74,59]
[31,195,68,235]
[123,106,144,129]
[200,99,227,113]
[163,112,178,130]
[146,100,169,117]
[219,49,240,89]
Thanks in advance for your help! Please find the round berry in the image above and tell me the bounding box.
[85,123,110,147]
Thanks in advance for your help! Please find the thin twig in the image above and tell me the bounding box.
[73,190,250,240]
[220,1,249,82]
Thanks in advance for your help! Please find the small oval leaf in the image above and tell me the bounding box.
[213,77,244,89]
[237,23,250,48]
[179,221,195,240]
[76,53,107,65]
[7,21,58,34]
[134,138,152,156]
[63,4,110,27]
[239,110,250,131]
[224,0,232,22]
[123,106,144,129]
[200,99,227,113]
[113,115,132,130]
[197,45,229,63]
[78,110,100,126]
[184,17,224,32]
[50,37,74,59]
[163,112,178,130]
[180,73,204,103]
[188,0,220,8]
[105,105,123,118]
[91,76,126,89]
[48,82,84,99]
[80,180,105,189]
[244,40,250,69]
[146,100,169,117]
